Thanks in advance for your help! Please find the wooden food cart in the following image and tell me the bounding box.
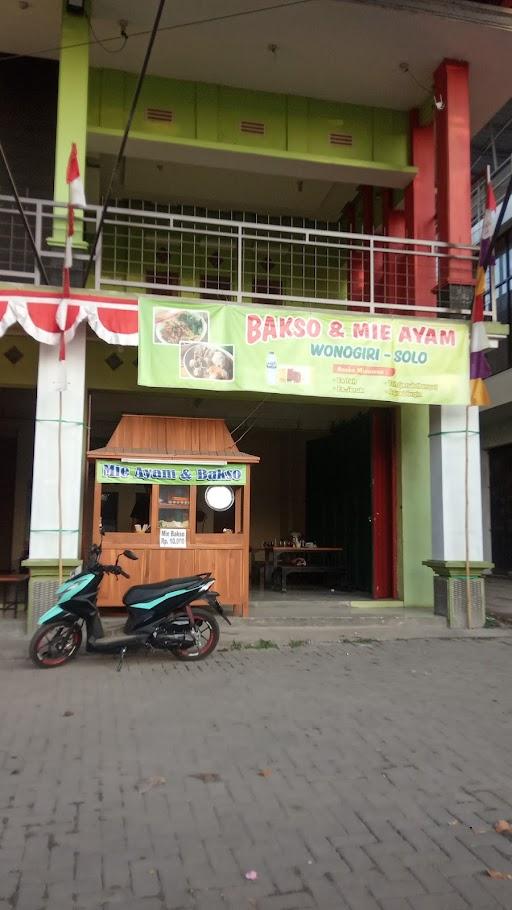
[87,415,259,616]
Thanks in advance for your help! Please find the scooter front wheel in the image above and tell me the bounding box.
[29,621,82,668]
[173,608,220,661]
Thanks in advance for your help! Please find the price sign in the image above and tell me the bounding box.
[159,528,187,548]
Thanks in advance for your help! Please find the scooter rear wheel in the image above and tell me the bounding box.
[29,621,82,668]
[173,608,220,661]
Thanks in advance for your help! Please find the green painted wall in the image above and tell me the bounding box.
[86,339,138,392]
[0,335,38,387]
[399,404,432,607]
[88,68,412,173]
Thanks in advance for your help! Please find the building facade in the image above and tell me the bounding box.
[0,0,510,626]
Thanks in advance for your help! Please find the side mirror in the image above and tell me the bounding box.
[123,549,138,561]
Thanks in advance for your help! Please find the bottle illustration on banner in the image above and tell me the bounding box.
[266,351,277,385]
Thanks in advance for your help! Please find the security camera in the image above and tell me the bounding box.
[434,96,445,111]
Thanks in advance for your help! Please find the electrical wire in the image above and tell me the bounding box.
[229,397,269,437]
[405,70,432,95]
[232,418,260,447]
[0,0,315,65]
[85,13,127,55]
[83,0,167,284]
[399,63,432,99]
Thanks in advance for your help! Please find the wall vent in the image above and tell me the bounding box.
[240,120,265,135]
[329,131,353,147]
[145,108,174,123]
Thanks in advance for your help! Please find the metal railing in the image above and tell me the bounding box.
[0,194,484,319]
[472,153,512,226]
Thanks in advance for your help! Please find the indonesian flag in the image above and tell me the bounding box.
[58,143,86,365]
[470,181,495,407]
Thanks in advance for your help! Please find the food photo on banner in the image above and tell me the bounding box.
[138,297,470,406]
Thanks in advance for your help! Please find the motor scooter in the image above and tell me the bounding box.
[29,542,230,669]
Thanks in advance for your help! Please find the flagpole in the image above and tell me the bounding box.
[57,389,63,585]
[464,403,472,628]
[483,169,512,271]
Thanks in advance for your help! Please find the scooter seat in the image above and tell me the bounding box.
[123,574,209,607]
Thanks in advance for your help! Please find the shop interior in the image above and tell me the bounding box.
[0,388,35,573]
[87,389,386,614]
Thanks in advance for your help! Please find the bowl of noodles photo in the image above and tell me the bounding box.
[180,343,234,382]
[154,308,208,345]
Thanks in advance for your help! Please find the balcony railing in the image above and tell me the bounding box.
[0,194,484,319]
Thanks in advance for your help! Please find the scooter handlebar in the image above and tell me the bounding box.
[101,564,130,579]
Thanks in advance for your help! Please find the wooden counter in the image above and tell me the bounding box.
[88,414,258,617]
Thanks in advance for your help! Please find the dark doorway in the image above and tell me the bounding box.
[0,438,17,570]
[306,413,372,593]
[306,409,396,596]
[371,409,397,599]
[489,444,512,573]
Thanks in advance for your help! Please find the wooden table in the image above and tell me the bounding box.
[0,574,29,616]
[263,547,344,593]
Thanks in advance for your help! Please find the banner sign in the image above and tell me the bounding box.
[138,298,470,406]
[97,461,247,485]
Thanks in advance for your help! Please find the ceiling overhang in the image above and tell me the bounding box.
[88,129,417,190]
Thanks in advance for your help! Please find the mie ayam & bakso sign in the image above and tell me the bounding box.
[97,462,247,485]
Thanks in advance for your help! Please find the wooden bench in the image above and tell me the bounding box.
[0,574,29,616]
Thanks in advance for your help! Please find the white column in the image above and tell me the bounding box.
[429,405,483,562]
[29,325,86,560]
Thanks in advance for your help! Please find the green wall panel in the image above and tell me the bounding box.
[217,86,287,150]
[98,69,126,131]
[196,83,219,141]
[305,99,372,161]
[0,335,38,388]
[87,67,412,172]
[130,75,196,138]
[372,109,409,167]
[287,96,309,154]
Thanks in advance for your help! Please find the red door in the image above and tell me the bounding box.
[371,409,397,598]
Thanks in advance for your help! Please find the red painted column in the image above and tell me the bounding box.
[348,187,372,310]
[384,202,406,315]
[433,59,473,303]
[405,111,436,317]
[361,185,374,303]
[374,190,386,311]
[347,196,365,309]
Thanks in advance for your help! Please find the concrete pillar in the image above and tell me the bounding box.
[48,1,89,248]
[24,326,87,629]
[433,59,473,308]
[425,405,491,626]
[430,406,483,561]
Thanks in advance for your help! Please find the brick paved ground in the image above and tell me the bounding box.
[2,638,512,910]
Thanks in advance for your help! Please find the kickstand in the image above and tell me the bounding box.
[116,646,127,672]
